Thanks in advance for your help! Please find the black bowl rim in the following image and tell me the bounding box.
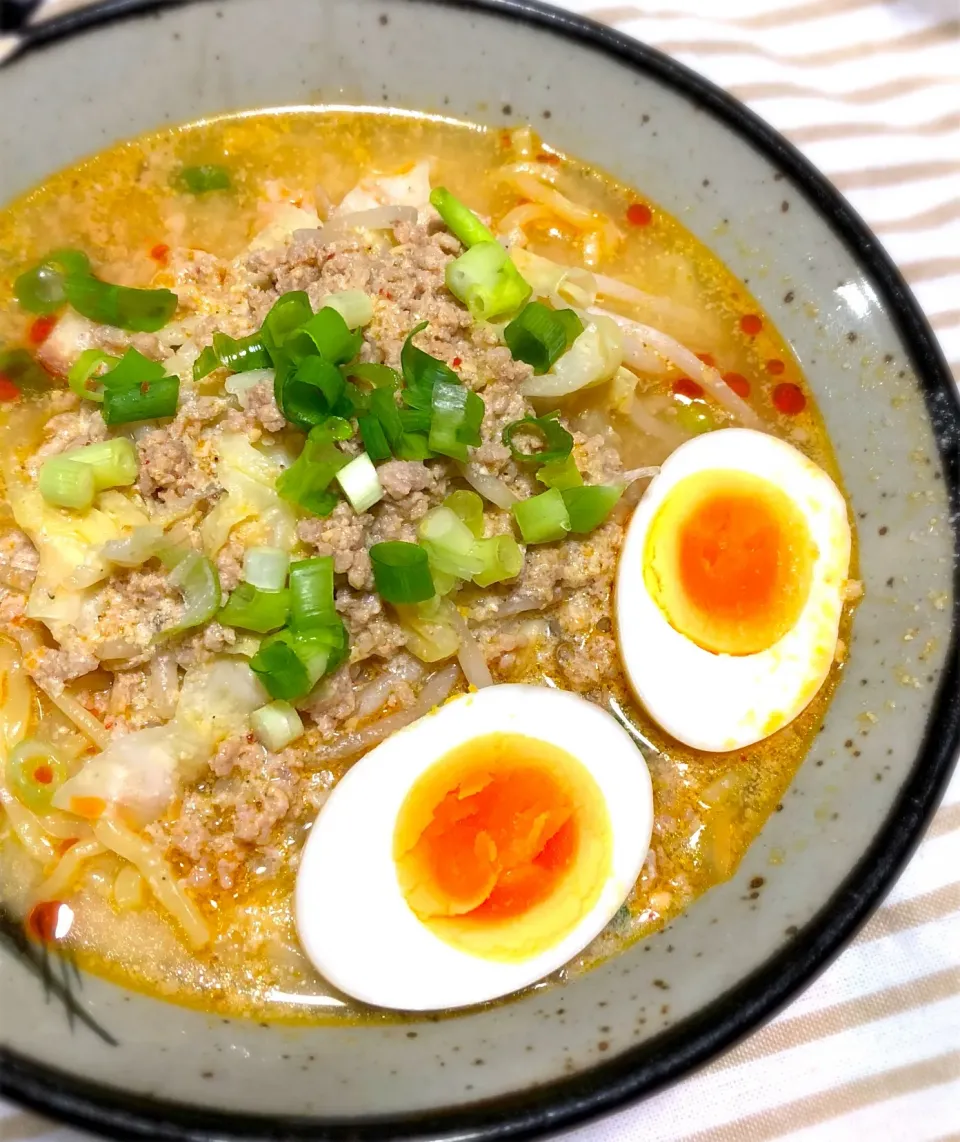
[2,0,959,1138]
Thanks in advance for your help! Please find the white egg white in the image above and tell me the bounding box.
[295,684,653,1011]
[616,428,851,752]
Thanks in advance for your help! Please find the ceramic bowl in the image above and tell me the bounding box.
[1,1,958,1138]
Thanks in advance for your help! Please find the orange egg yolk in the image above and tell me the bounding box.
[643,470,816,655]
[394,733,611,962]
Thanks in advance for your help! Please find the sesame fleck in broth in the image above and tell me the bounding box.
[0,108,857,1022]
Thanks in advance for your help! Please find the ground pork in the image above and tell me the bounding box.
[298,664,357,739]
[0,528,39,593]
[25,644,99,695]
[336,588,408,662]
[29,404,108,472]
[150,734,333,891]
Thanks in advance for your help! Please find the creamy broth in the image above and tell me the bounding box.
[0,109,854,1022]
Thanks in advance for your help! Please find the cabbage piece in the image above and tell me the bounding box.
[248,203,322,252]
[520,316,623,399]
[53,660,268,825]
[396,597,461,663]
[53,724,199,827]
[200,434,298,555]
[335,160,433,216]
[510,248,597,309]
[10,487,125,627]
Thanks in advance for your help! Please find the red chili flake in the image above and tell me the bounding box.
[28,315,57,345]
[773,382,806,415]
[536,152,561,165]
[740,313,763,336]
[500,131,512,149]
[626,203,653,227]
[452,357,462,368]
[150,243,170,263]
[32,764,54,785]
[27,900,73,944]
[695,352,715,367]
[0,376,21,403]
[140,381,150,394]
[766,358,785,376]
[722,371,750,399]
[672,377,704,400]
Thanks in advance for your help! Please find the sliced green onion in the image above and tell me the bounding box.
[322,290,374,329]
[446,241,532,323]
[428,381,484,462]
[279,356,346,428]
[502,411,573,466]
[251,700,304,751]
[276,419,352,517]
[38,457,95,510]
[370,542,435,604]
[562,485,623,533]
[66,438,138,490]
[399,407,432,434]
[67,349,118,403]
[14,249,90,315]
[102,376,180,425]
[174,164,232,194]
[0,347,50,395]
[193,331,270,380]
[162,553,221,637]
[504,301,583,374]
[250,632,313,701]
[260,291,313,357]
[396,433,433,461]
[444,489,484,538]
[472,535,524,587]
[369,386,404,452]
[511,487,571,544]
[428,188,495,248]
[345,362,401,390]
[286,307,362,367]
[289,556,336,630]
[219,583,290,634]
[335,452,383,513]
[418,506,485,578]
[243,546,290,592]
[357,415,391,462]
[537,452,583,490]
[101,347,167,388]
[400,322,460,409]
[6,739,68,812]
[64,274,178,333]
[250,626,340,701]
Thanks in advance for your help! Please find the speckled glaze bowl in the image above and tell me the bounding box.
[1,1,958,1138]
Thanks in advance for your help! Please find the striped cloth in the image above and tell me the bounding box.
[1,1,959,1140]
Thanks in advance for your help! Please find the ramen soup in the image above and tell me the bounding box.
[0,110,858,1019]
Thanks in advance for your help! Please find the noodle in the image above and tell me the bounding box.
[0,784,58,864]
[36,838,105,901]
[5,626,110,748]
[502,170,622,251]
[93,817,210,949]
[43,688,111,751]
[0,640,31,749]
[593,310,763,429]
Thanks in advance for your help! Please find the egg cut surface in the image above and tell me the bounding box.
[616,428,851,753]
[295,684,653,1011]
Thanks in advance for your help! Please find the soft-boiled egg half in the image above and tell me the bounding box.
[296,685,653,1010]
[617,428,851,752]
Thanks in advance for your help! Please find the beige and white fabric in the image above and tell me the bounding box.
[0,0,958,1140]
